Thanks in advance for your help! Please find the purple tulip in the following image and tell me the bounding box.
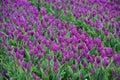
[44,70,48,75]
[38,77,40,80]
[47,54,51,60]
[40,8,46,15]
[71,64,76,71]
[17,60,21,66]
[1,70,6,76]
[14,46,18,52]
[27,30,34,35]
[89,57,94,63]
[64,54,69,61]
[34,47,38,54]
[51,42,59,52]
[111,69,115,75]
[38,61,41,67]
[72,45,76,53]
[106,47,113,56]
[54,61,59,68]
[83,61,87,67]
[54,55,57,62]
[101,50,106,58]
[37,45,43,51]
[8,51,13,56]
[32,73,36,80]
[90,68,95,75]
[76,57,80,63]
[118,30,120,36]
[26,64,30,71]
[73,53,77,60]
[94,62,98,68]
[103,57,109,67]
[104,29,109,36]
[80,73,82,78]
[19,55,23,61]
[23,34,28,41]
[61,58,65,64]
[7,45,12,51]
[86,53,90,60]
[96,56,101,64]
[57,78,61,80]
[113,54,118,63]
[28,60,32,67]
[94,38,101,47]
[29,49,33,56]
[37,53,42,59]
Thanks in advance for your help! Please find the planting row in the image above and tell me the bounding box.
[30,0,120,53]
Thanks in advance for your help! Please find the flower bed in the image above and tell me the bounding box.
[0,0,120,80]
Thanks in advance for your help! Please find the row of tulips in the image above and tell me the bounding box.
[30,0,120,53]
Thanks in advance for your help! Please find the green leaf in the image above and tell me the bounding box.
[72,71,79,80]
[41,59,48,69]
[24,49,30,62]
[67,65,73,75]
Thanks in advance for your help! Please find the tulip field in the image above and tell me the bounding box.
[0,0,120,80]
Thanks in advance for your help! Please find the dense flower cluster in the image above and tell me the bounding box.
[0,0,120,80]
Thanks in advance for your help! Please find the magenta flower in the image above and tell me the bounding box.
[38,77,40,80]
[94,38,101,47]
[44,70,48,75]
[29,49,33,56]
[23,34,28,41]
[14,46,18,52]
[26,64,30,71]
[17,60,21,66]
[22,61,27,68]
[80,73,82,78]
[54,55,57,62]
[90,68,95,75]
[94,62,98,68]
[7,45,12,51]
[71,64,76,71]
[32,72,36,80]
[73,53,78,59]
[76,57,80,63]
[51,42,59,52]
[54,61,59,68]
[81,34,86,41]
[1,70,6,76]
[96,56,101,64]
[86,53,90,60]
[57,78,61,80]
[114,54,120,64]
[47,54,51,60]
[27,30,35,35]
[72,44,76,53]
[111,69,115,75]
[101,50,106,58]
[118,30,120,36]
[105,47,113,56]
[8,51,13,56]
[37,53,42,59]
[37,45,43,51]
[40,8,46,15]
[44,14,49,21]
[83,61,87,67]
[65,54,70,61]
[61,58,65,64]
[34,47,38,54]
[89,57,94,63]
[103,57,109,67]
